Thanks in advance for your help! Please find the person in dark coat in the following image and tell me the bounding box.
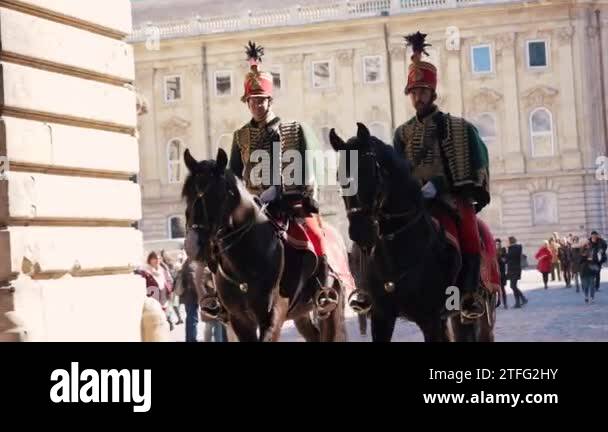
[570,236,583,292]
[580,239,603,303]
[558,239,573,288]
[506,236,528,308]
[589,231,607,292]
[495,239,508,309]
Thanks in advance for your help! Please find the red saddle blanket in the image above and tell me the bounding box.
[282,216,356,293]
[431,216,500,294]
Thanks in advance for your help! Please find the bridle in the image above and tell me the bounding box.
[344,149,423,243]
[344,147,431,289]
[186,175,255,265]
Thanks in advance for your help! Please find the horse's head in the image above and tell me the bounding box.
[181,148,241,262]
[329,123,384,249]
[330,122,422,250]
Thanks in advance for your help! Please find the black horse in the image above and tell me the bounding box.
[182,148,347,342]
[330,123,496,342]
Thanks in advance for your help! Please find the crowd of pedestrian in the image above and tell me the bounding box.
[496,231,606,306]
[135,249,228,342]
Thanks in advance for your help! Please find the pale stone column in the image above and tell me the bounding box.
[496,32,525,174]
[337,49,356,134]
[389,43,408,128]
[556,26,582,169]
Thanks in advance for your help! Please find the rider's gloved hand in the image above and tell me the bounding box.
[421,181,437,199]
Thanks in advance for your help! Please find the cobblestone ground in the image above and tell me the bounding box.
[170,269,608,342]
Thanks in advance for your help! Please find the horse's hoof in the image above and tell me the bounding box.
[315,287,339,315]
[348,290,372,315]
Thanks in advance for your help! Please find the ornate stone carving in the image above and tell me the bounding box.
[283,54,304,65]
[587,25,599,39]
[337,49,354,66]
[185,64,202,80]
[557,26,575,45]
[495,32,515,55]
[389,44,406,60]
[162,116,191,139]
[469,87,503,113]
[522,85,559,108]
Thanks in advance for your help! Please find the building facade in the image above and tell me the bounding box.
[129,0,608,261]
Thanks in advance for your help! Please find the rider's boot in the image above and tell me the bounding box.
[460,253,485,320]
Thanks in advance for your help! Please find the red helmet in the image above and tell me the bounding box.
[241,41,273,102]
[404,31,437,95]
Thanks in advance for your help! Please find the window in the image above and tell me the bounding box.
[369,122,389,143]
[164,75,182,102]
[312,61,332,89]
[530,108,554,157]
[473,113,497,149]
[271,65,282,92]
[471,44,493,74]
[527,40,548,68]
[168,215,186,239]
[532,192,558,225]
[214,71,232,97]
[167,139,183,183]
[363,56,383,84]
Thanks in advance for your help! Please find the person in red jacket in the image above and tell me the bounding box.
[535,241,553,289]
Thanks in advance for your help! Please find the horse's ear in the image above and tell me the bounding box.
[356,122,370,142]
[329,128,347,152]
[184,148,198,172]
[216,148,228,173]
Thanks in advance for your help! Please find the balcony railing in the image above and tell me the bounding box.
[128,0,524,42]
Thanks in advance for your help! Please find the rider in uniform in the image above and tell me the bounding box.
[201,41,335,317]
[393,32,491,319]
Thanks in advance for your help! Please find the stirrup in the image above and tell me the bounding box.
[460,292,486,322]
[348,290,372,315]
[200,295,223,320]
[314,287,339,316]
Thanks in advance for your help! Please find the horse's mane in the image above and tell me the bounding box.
[368,136,417,188]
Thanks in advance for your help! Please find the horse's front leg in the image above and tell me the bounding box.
[230,314,259,342]
[370,308,397,342]
[420,317,452,342]
[259,296,289,342]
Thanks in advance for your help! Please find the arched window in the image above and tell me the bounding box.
[532,192,558,225]
[369,122,389,143]
[167,215,186,239]
[473,113,497,149]
[216,133,233,156]
[530,108,554,157]
[167,139,183,183]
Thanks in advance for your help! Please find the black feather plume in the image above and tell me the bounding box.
[404,32,431,57]
[245,40,264,63]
